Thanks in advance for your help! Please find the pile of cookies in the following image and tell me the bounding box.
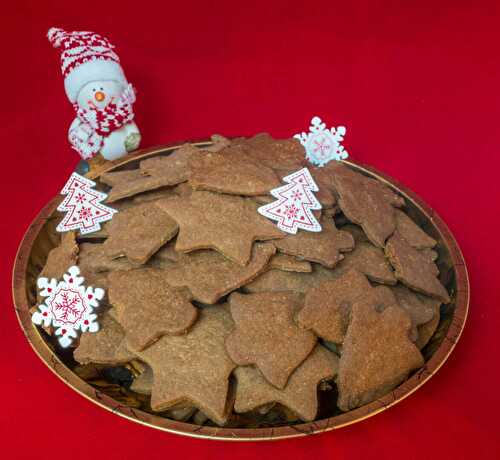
[37,134,450,426]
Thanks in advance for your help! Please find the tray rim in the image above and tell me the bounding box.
[12,141,470,441]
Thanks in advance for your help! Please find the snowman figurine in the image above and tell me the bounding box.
[48,27,141,163]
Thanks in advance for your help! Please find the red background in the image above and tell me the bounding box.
[2,1,499,458]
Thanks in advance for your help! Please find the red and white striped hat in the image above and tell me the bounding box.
[48,27,128,103]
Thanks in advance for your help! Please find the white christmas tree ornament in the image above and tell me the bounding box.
[32,266,104,348]
[258,167,322,234]
[294,116,348,167]
[56,172,117,235]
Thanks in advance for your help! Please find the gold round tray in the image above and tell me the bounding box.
[12,141,469,441]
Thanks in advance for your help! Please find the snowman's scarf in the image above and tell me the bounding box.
[73,84,136,137]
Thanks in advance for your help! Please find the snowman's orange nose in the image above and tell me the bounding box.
[94,91,105,102]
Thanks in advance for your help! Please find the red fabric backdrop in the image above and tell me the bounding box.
[2,1,499,458]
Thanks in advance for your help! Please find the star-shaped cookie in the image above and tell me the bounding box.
[385,232,450,303]
[108,268,197,351]
[225,292,317,389]
[337,299,424,411]
[273,217,354,268]
[160,243,275,304]
[135,306,235,425]
[155,191,284,265]
[233,345,338,421]
[100,202,179,265]
[332,164,405,247]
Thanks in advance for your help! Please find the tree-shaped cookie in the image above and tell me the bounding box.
[273,216,354,267]
[332,164,405,247]
[234,345,338,421]
[385,232,450,303]
[225,292,317,389]
[156,191,284,265]
[108,268,197,351]
[337,300,424,411]
[135,306,235,425]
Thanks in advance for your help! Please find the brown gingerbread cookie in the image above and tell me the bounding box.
[226,292,317,389]
[139,143,199,179]
[385,232,450,303]
[156,191,284,266]
[40,231,78,279]
[78,242,135,273]
[298,269,376,343]
[232,133,305,171]
[337,300,424,411]
[130,365,154,395]
[273,217,354,268]
[189,149,280,196]
[108,268,197,351]
[100,202,179,265]
[135,306,235,426]
[160,243,275,304]
[391,284,436,341]
[100,169,143,187]
[415,298,441,349]
[243,264,338,294]
[73,313,135,365]
[395,210,436,249]
[335,241,397,285]
[331,163,405,247]
[234,345,338,421]
[269,253,312,273]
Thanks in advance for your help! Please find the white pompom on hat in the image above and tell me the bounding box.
[48,27,128,103]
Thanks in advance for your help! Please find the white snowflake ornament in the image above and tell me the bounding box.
[258,167,322,234]
[294,116,348,167]
[56,172,117,235]
[32,266,104,348]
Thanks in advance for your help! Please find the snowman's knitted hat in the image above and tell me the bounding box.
[48,27,128,103]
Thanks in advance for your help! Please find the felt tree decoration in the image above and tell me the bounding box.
[56,172,117,235]
[258,167,322,234]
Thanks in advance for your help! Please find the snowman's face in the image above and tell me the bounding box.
[76,80,124,110]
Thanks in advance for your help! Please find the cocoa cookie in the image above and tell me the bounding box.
[395,210,436,249]
[391,284,436,341]
[385,232,450,303]
[269,253,312,273]
[243,264,338,294]
[160,243,275,304]
[297,270,373,343]
[332,163,405,247]
[234,345,338,421]
[273,217,354,268]
[156,191,284,266]
[341,224,369,243]
[135,306,235,426]
[335,241,397,285]
[189,149,280,196]
[73,313,135,365]
[337,300,424,411]
[108,268,197,351]
[100,202,179,265]
[226,292,317,389]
